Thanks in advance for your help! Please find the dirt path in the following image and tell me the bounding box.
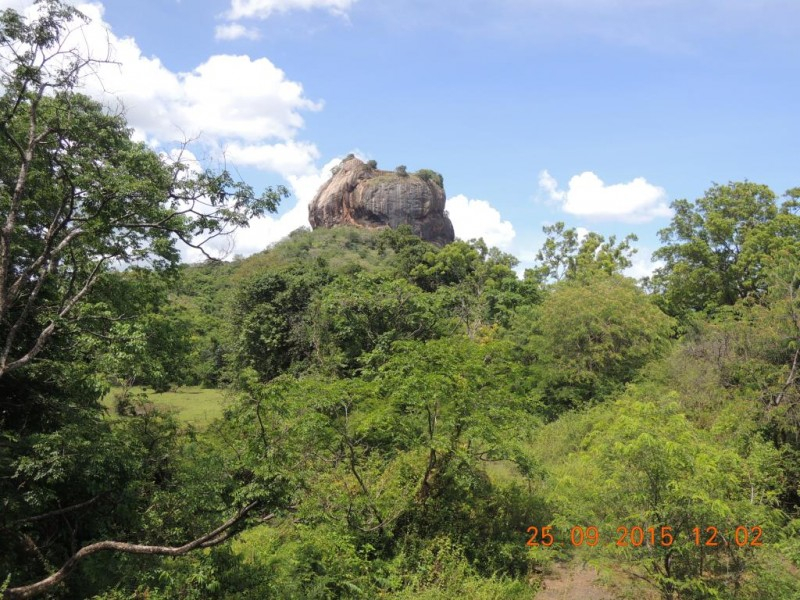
[535,562,616,599]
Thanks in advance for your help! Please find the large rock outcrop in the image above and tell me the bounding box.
[308,157,455,246]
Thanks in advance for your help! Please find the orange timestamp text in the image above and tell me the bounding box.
[526,525,763,548]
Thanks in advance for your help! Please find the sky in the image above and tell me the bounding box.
[3,0,800,276]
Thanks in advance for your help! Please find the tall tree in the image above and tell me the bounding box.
[0,2,283,596]
[529,221,638,284]
[520,273,674,414]
[0,0,287,379]
[650,181,800,317]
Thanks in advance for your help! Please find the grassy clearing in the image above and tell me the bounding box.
[102,386,227,427]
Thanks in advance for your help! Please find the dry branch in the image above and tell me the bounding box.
[3,501,261,599]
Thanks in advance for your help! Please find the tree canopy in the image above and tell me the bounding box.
[651,181,800,318]
[0,0,287,379]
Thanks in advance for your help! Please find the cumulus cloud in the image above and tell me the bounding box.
[214,23,261,40]
[2,0,336,260]
[224,141,320,177]
[226,0,357,20]
[575,226,590,243]
[0,0,33,9]
[445,194,515,249]
[7,1,324,176]
[78,23,322,148]
[538,170,671,223]
[538,170,565,203]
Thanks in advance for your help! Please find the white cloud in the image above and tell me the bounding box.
[224,141,320,177]
[215,23,261,40]
[445,194,515,249]
[1,0,334,261]
[0,0,34,9]
[538,170,671,223]
[226,0,357,20]
[82,37,322,147]
[538,170,565,203]
[14,2,325,176]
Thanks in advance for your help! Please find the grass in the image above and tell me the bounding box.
[102,385,227,428]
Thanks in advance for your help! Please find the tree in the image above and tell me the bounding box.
[521,273,674,414]
[529,221,638,284]
[412,239,537,336]
[230,263,332,380]
[415,168,444,188]
[228,337,541,583]
[650,181,800,317]
[0,2,282,595]
[309,272,443,374]
[0,0,287,379]
[548,390,787,599]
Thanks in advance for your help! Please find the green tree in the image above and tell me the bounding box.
[310,272,442,373]
[0,1,287,380]
[548,391,788,599]
[410,239,538,337]
[228,337,541,583]
[415,168,444,188]
[0,2,279,596]
[529,221,638,284]
[230,263,332,380]
[518,273,674,414]
[651,182,800,317]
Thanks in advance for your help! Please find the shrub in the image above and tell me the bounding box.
[415,169,444,187]
[395,165,408,176]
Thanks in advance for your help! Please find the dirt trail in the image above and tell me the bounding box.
[535,563,616,599]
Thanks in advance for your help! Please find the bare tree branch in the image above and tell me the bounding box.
[2,501,261,600]
[10,495,102,526]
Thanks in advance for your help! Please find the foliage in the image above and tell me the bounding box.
[509,273,674,415]
[0,3,279,596]
[395,164,408,176]
[414,168,444,188]
[229,263,332,380]
[651,182,800,318]
[529,221,638,284]
[0,8,798,596]
[547,389,789,599]
[409,239,538,335]
[0,0,287,379]
[310,273,443,374]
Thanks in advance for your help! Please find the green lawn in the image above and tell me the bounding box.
[102,386,227,427]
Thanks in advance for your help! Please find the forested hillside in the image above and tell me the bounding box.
[2,3,800,599]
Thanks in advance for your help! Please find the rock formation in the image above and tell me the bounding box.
[308,157,455,246]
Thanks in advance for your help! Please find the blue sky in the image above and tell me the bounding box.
[5,0,800,274]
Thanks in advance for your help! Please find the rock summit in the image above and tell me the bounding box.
[308,157,455,246]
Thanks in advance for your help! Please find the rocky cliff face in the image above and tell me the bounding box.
[308,157,455,246]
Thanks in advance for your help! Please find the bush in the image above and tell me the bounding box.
[395,165,408,176]
[415,169,444,187]
[366,159,378,169]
